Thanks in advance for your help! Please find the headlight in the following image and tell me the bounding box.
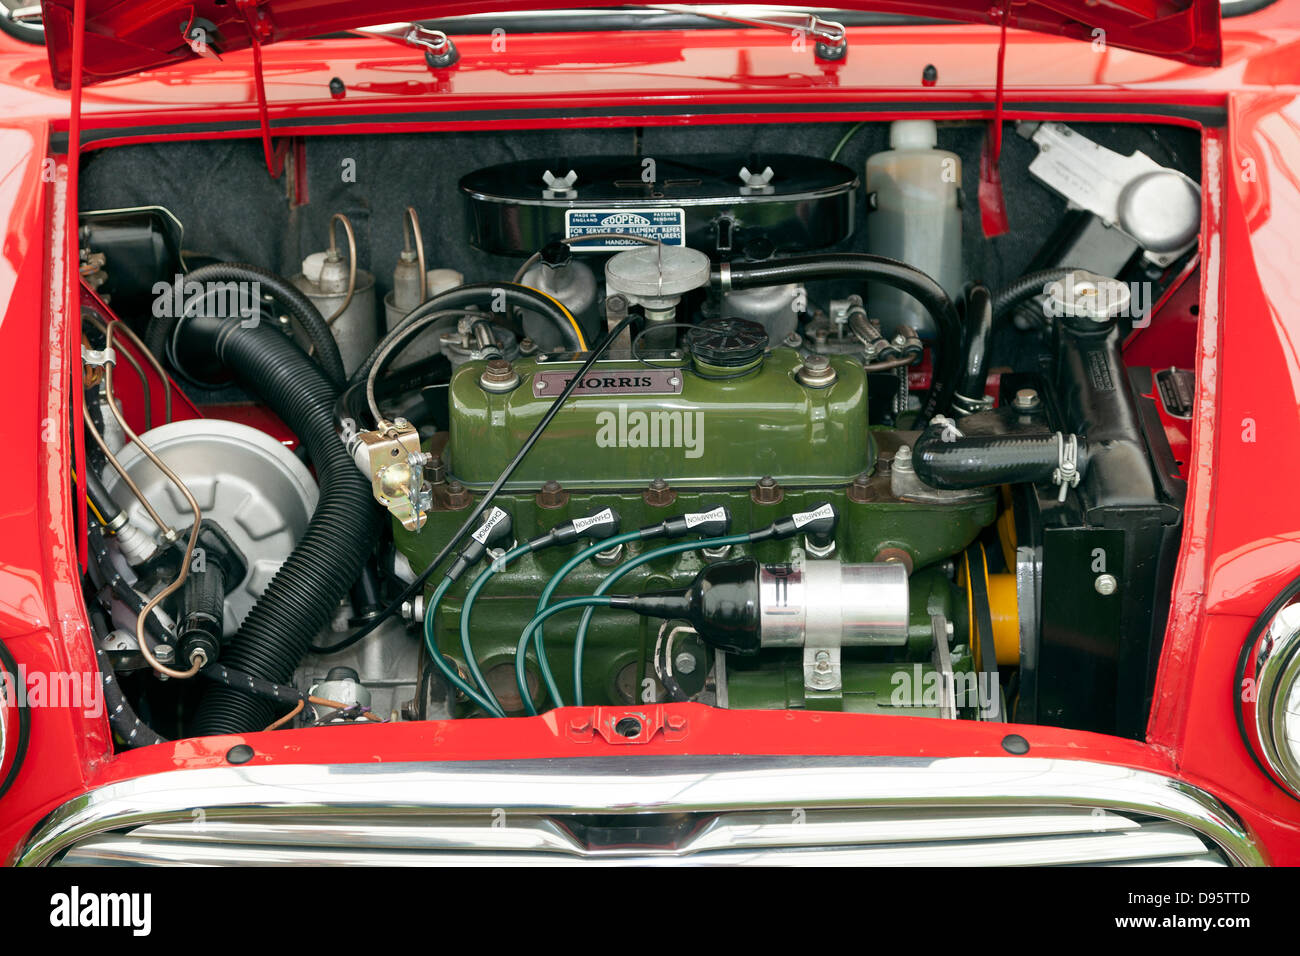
[1238,599,1300,798]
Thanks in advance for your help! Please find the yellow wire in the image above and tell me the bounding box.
[71,464,107,525]
[512,282,588,351]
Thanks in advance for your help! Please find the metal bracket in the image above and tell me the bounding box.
[929,612,958,719]
[890,446,995,505]
[80,344,116,367]
[801,558,843,700]
[564,706,689,745]
[651,5,847,61]
[355,22,460,68]
[356,418,432,531]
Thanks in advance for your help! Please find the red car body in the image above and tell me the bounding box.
[1,0,1299,863]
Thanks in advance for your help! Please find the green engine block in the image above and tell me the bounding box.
[393,351,997,715]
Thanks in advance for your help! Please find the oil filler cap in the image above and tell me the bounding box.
[686,318,768,377]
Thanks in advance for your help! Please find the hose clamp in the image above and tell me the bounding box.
[1052,432,1081,502]
[951,391,994,416]
[930,415,964,443]
[717,261,732,293]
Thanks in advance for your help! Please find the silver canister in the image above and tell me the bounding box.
[292,250,377,378]
[758,558,909,648]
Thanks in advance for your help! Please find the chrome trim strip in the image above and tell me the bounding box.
[14,755,1265,866]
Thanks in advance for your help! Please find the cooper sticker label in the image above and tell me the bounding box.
[685,507,727,529]
[573,508,615,533]
[471,507,509,544]
[532,368,683,398]
[564,208,687,250]
[792,503,835,529]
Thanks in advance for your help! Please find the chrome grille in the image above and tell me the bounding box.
[16,756,1262,866]
[54,808,1228,866]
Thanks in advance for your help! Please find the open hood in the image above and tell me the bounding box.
[41,0,1222,89]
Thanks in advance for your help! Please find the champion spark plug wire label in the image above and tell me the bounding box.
[685,507,728,529]
[471,507,510,544]
[573,508,616,533]
[792,503,835,528]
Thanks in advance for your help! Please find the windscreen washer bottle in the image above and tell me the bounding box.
[865,120,962,339]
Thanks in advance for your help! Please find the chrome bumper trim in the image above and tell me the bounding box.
[14,755,1265,866]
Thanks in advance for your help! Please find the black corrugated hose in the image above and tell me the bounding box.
[715,254,964,419]
[146,262,347,390]
[177,313,381,734]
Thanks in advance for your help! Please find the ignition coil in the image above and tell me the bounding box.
[626,556,909,655]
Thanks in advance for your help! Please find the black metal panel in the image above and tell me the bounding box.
[460,153,857,258]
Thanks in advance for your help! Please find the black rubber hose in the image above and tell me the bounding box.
[145,262,346,390]
[84,466,123,526]
[956,285,994,405]
[349,283,584,388]
[913,421,1087,490]
[179,315,381,735]
[94,646,167,749]
[717,255,963,419]
[991,267,1084,322]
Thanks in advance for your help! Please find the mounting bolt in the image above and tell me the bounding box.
[480,357,520,393]
[1013,388,1041,411]
[796,353,837,388]
[1095,574,1118,596]
[674,652,697,675]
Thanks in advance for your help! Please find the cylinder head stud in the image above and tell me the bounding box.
[643,477,677,508]
[892,444,915,474]
[536,479,569,510]
[751,475,784,505]
[442,479,472,510]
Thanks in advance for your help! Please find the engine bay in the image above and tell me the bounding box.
[74,117,1202,743]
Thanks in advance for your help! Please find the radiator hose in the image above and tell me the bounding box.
[715,255,963,419]
[954,285,993,413]
[175,312,381,735]
[913,417,1088,490]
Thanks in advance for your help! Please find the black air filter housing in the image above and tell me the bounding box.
[461,154,857,259]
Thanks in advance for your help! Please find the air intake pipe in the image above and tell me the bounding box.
[173,311,382,735]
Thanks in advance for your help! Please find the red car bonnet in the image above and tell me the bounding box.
[38,0,1223,88]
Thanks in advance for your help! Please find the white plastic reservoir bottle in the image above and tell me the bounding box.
[865,120,963,339]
